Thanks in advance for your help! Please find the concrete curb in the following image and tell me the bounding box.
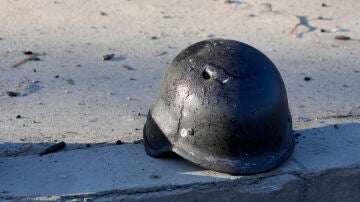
[1,123,360,201]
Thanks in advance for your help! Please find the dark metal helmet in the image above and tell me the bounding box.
[143,39,294,175]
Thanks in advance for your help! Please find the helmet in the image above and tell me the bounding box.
[143,39,294,175]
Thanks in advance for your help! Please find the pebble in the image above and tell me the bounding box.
[6,91,18,97]
[304,77,312,81]
[102,54,115,61]
[334,35,351,41]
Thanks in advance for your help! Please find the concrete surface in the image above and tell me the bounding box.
[1,123,360,201]
[0,0,359,201]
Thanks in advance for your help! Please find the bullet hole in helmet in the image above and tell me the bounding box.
[202,69,211,80]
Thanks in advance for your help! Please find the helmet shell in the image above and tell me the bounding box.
[143,39,294,175]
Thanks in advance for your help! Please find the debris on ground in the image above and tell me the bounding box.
[12,50,43,68]
[16,115,21,119]
[320,28,328,33]
[321,3,329,7]
[304,76,312,81]
[153,51,167,56]
[334,35,351,41]
[3,80,42,97]
[12,53,39,68]
[150,36,158,40]
[102,54,115,61]
[6,91,18,97]
[22,49,34,55]
[39,141,66,156]
[122,65,135,70]
[100,11,107,16]
[4,144,32,157]
[115,140,124,145]
[64,131,78,134]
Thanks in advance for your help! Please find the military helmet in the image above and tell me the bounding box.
[143,39,294,175]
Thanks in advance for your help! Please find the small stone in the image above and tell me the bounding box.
[16,115,21,119]
[100,11,107,16]
[334,35,351,41]
[122,65,135,70]
[107,92,113,96]
[102,54,115,61]
[6,91,18,97]
[54,75,60,78]
[115,140,123,145]
[22,49,34,55]
[150,36,158,40]
[304,77,312,81]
